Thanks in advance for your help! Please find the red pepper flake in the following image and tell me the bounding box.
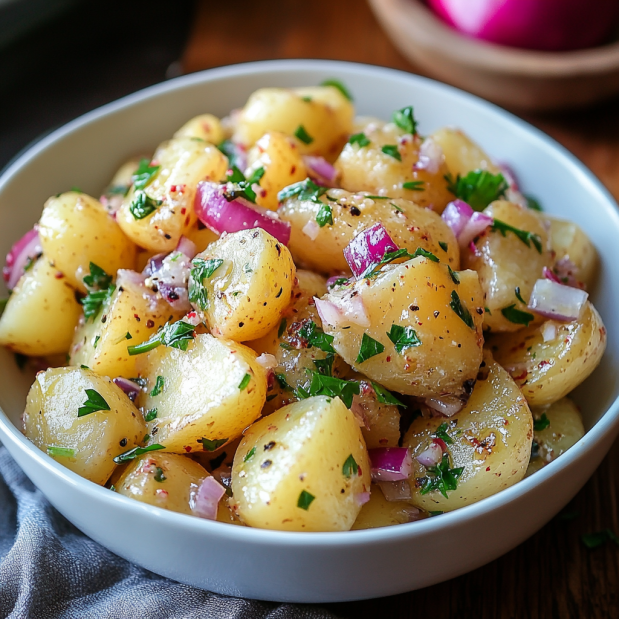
[134,314,141,322]
[433,437,448,451]
[486,466,490,472]
[290,165,296,174]
[181,207,187,215]
[538,360,551,369]
[386,356,391,362]
[184,446,192,453]
[55,272,64,279]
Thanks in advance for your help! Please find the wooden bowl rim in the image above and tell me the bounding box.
[371,0,619,76]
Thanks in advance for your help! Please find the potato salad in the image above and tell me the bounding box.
[0,80,606,531]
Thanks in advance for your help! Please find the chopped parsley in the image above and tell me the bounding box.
[294,125,314,145]
[127,320,195,355]
[342,454,359,478]
[150,376,165,397]
[362,246,438,279]
[328,277,348,289]
[223,166,265,203]
[355,333,385,363]
[113,444,165,464]
[154,467,166,482]
[429,511,444,517]
[145,408,158,422]
[534,413,550,432]
[449,290,474,328]
[239,373,251,391]
[297,489,315,510]
[501,304,534,326]
[132,158,160,190]
[392,105,418,135]
[391,202,404,213]
[93,335,100,349]
[200,437,228,451]
[525,195,543,212]
[23,256,36,272]
[313,354,335,376]
[320,78,353,101]
[278,178,327,203]
[278,318,287,338]
[381,145,401,161]
[14,353,27,370]
[47,446,75,458]
[387,324,421,353]
[316,203,333,227]
[298,320,336,353]
[371,381,405,407]
[217,139,244,169]
[491,219,542,254]
[349,132,370,147]
[433,422,454,445]
[402,181,425,191]
[448,265,460,284]
[244,446,256,462]
[420,454,464,498]
[515,287,526,304]
[445,170,508,212]
[189,257,224,310]
[129,190,162,220]
[81,262,115,322]
[77,389,111,417]
[301,371,360,408]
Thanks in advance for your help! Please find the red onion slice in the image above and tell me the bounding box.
[193,475,226,520]
[377,480,411,502]
[542,266,562,284]
[302,219,320,241]
[414,138,443,174]
[424,396,465,417]
[355,491,371,506]
[303,156,338,185]
[457,211,493,249]
[113,377,142,402]
[528,279,588,322]
[416,442,443,468]
[369,447,413,482]
[195,181,290,245]
[314,297,343,327]
[441,199,473,238]
[343,223,398,279]
[176,235,197,260]
[3,228,42,290]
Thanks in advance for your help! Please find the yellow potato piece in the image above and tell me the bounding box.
[351,486,419,530]
[38,191,137,292]
[23,367,146,485]
[231,396,370,531]
[174,114,225,145]
[0,258,82,356]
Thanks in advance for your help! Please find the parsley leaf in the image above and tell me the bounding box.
[356,333,385,363]
[303,371,360,408]
[278,178,327,203]
[420,454,464,498]
[491,219,543,254]
[83,262,112,289]
[349,132,370,147]
[387,324,421,353]
[132,158,160,190]
[127,320,196,355]
[77,389,111,417]
[0,298,7,318]
[81,262,115,322]
[433,422,454,445]
[392,106,418,135]
[328,277,349,289]
[313,354,335,376]
[445,170,508,211]
[188,257,224,310]
[448,265,460,284]
[222,166,265,203]
[129,190,162,220]
[320,78,353,101]
[449,290,474,329]
[534,413,550,432]
[402,180,424,191]
[342,454,359,478]
[515,287,526,304]
[371,381,405,407]
[145,408,158,422]
[154,467,166,482]
[239,373,251,391]
[298,320,336,353]
[244,446,256,462]
[294,125,314,144]
[361,246,438,279]
[381,145,401,161]
[113,444,165,464]
[150,376,165,396]
[525,195,543,211]
[200,437,228,451]
[501,304,534,326]
[297,489,315,510]
[47,446,75,458]
[316,203,333,227]
[225,165,246,183]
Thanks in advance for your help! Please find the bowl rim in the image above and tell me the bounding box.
[1,58,619,546]
[370,0,619,75]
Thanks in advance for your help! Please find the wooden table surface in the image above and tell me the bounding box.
[182,1,619,617]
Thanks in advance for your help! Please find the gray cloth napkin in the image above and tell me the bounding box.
[0,446,338,619]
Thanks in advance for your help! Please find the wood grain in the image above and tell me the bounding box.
[182,1,619,616]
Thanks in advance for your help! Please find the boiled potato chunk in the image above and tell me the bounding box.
[185,223,219,253]
[352,486,419,529]
[403,355,533,511]
[137,333,267,453]
[100,157,145,214]
[489,302,606,407]
[429,127,500,178]
[245,132,308,210]
[462,200,552,332]
[190,228,296,342]
[526,397,585,476]
[174,113,225,144]
[230,396,370,531]
[38,191,137,292]
[545,216,598,289]
[352,381,401,449]
[23,367,147,485]
[117,137,228,253]
[233,86,353,160]
[321,257,484,400]
[70,270,183,379]
[278,189,459,274]
[0,258,82,356]
[335,121,452,212]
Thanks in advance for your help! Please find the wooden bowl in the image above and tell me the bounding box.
[369,0,619,111]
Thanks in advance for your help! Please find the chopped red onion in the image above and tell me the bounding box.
[553,257,583,289]
[113,377,142,402]
[469,240,481,256]
[302,219,320,241]
[303,156,338,185]
[3,227,42,290]
[142,254,166,277]
[542,266,562,284]
[541,321,557,342]
[457,211,493,249]
[401,505,422,522]
[416,442,443,468]
[195,181,290,245]
[314,297,342,327]
[369,448,413,482]
[193,476,226,520]
[350,395,370,429]
[343,223,398,279]
[100,192,125,215]
[415,138,443,174]
[355,491,371,506]
[183,311,202,327]
[176,235,197,260]
[326,275,351,289]
[116,269,147,287]
[256,353,277,370]
[377,480,411,502]
[528,279,588,322]
[340,293,370,328]
[424,396,464,417]
[441,199,473,238]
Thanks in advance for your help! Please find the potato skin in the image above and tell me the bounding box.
[136,333,267,453]
[489,302,606,407]
[403,354,533,511]
[23,367,147,485]
[321,258,485,400]
[351,486,418,530]
[116,138,228,252]
[174,113,224,145]
[191,228,296,342]
[278,189,459,274]
[0,258,82,356]
[462,200,552,332]
[526,397,584,476]
[38,191,137,292]
[335,121,452,212]
[230,396,371,531]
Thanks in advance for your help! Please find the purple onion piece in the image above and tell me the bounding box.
[113,377,142,402]
[343,223,399,279]
[369,447,413,482]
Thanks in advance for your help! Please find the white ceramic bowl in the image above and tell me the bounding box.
[1,60,618,604]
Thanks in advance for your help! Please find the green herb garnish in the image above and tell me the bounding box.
[433,422,454,445]
[297,489,315,510]
[154,467,166,482]
[81,262,115,322]
[534,413,550,432]
[239,373,251,391]
[515,287,526,304]
[371,381,405,407]
[501,304,534,327]
[448,265,460,284]
[278,318,287,338]
[445,170,508,212]
[244,446,256,462]
[349,132,370,147]
[302,371,360,408]
[313,354,335,376]
[392,105,418,135]
[387,324,421,353]
[0,298,8,318]
[200,437,228,451]
[449,290,474,328]
[320,78,353,101]
[294,125,314,145]
[298,320,336,353]
[402,180,425,191]
[525,195,543,211]
[129,190,162,220]
[328,277,348,289]
[381,145,401,161]
[150,376,165,397]
[47,446,75,458]
[356,333,385,363]
[132,158,160,190]
[316,203,333,227]
[78,389,111,418]
[420,454,464,498]
[127,320,195,356]
[189,257,224,310]
[278,178,327,203]
[113,444,165,464]
[491,219,542,254]
[145,408,158,422]
[342,454,359,479]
